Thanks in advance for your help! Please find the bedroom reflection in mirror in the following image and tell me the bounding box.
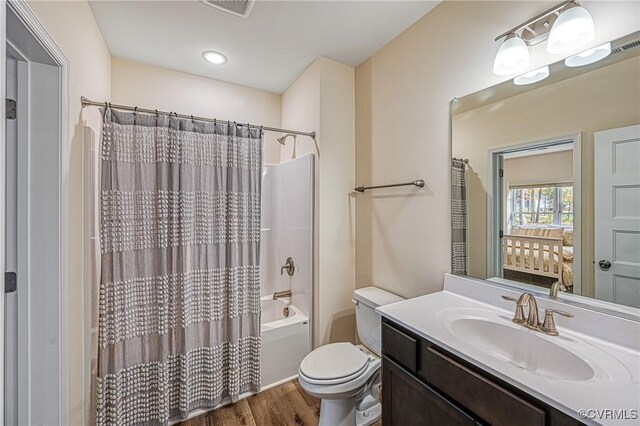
[451,30,640,310]
[500,144,575,293]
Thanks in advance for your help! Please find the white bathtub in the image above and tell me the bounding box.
[260,296,310,390]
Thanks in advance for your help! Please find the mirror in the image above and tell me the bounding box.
[451,31,640,312]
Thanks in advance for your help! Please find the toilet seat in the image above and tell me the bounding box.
[297,287,404,426]
[299,343,369,385]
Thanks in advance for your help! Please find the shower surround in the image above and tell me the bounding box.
[260,154,314,389]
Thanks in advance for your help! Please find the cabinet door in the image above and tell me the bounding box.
[383,358,475,426]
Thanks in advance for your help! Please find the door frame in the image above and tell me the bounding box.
[486,134,582,295]
[1,1,71,424]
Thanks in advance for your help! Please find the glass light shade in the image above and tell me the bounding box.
[493,35,530,76]
[513,66,550,86]
[565,42,611,67]
[547,6,595,54]
[202,51,228,65]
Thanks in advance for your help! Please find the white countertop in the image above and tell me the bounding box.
[376,274,640,426]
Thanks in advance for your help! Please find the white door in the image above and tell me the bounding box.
[595,125,640,308]
[4,53,20,426]
[5,8,63,423]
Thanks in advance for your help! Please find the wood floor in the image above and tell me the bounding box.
[179,380,382,426]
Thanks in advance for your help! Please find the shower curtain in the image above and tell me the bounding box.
[451,159,468,275]
[96,109,262,425]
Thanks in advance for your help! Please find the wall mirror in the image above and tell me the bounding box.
[451,31,640,313]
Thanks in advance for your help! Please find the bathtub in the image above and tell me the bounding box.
[260,296,310,390]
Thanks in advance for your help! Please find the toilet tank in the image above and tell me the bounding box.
[353,286,404,356]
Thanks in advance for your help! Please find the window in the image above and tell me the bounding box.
[508,183,573,228]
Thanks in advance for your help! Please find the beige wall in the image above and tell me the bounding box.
[453,57,640,297]
[282,57,356,346]
[26,1,111,424]
[111,57,282,164]
[355,0,640,300]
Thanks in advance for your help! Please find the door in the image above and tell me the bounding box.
[4,6,64,423]
[488,152,505,278]
[5,53,19,426]
[595,125,640,308]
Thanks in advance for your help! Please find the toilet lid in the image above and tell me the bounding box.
[299,342,369,381]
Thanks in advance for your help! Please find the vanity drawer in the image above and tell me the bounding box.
[425,347,546,426]
[383,357,475,426]
[382,322,418,371]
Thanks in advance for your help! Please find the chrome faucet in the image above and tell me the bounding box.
[273,289,292,300]
[501,293,574,336]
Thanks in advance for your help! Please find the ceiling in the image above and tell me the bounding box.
[89,0,440,93]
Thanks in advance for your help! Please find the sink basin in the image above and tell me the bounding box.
[448,317,595,381]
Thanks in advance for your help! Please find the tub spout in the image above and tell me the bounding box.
[273,290,292,300]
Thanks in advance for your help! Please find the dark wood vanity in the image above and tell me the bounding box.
[381,318,584,426]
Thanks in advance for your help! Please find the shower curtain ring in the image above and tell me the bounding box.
[133,106,138,124]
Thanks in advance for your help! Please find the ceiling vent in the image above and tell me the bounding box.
[611,39,640,55]
[201,0,255,18]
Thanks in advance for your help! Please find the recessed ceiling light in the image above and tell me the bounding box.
[513,66,550,86]
[565,42,611,67]
[202,51,228,65]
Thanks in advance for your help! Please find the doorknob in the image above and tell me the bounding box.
[598,260,611,270]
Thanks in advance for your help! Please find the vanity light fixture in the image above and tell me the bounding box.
[493,34,530,76]
[547,4,595,54]
[565,42,611,67]
[493,1,596,76]
[202,50,228,65]
[513,66,550,86]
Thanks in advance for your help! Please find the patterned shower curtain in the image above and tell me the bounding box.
[96,109,262,425]
[451,159,468,275]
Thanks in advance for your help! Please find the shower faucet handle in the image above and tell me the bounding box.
[281,257,295,276]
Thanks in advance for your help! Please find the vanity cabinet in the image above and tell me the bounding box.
[381,319,583,426]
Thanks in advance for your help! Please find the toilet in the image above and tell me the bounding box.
[298,286,404,426]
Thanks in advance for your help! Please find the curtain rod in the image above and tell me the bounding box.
[81,96,316,140]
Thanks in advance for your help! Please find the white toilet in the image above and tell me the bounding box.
[298,286,404,426]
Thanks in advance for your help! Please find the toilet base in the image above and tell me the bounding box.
[356,400,381,426]
[319,397,355,426]
[318,397,381,426]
